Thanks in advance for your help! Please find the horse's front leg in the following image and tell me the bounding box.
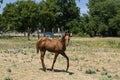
[51,53,59,71]
[40,50,46,71]
[61,52,69,72]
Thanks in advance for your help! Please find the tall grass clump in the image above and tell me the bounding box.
[85,68,96,74]
[4,77,13,80]
[107,40,120,48]
[99,76,113,80]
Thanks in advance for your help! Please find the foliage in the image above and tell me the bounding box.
[0,0,120,37]
[1,0,39,32]
[82,0,120,37]
[85,68,96,74]
[38,0,80,31]
[0,0,80,33]
[4,77,13,80]
[0,0,3,4]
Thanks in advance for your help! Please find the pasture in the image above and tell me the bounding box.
[0,37,120,80]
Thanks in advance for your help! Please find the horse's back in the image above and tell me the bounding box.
[37,37,54,48]
[37,37,64,52]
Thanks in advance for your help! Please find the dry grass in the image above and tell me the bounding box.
[0,37,120,80]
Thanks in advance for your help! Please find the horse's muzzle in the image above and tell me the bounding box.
[66,43,69,46]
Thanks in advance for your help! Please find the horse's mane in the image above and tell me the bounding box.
[59,35,65,42]
[59,33,70,42]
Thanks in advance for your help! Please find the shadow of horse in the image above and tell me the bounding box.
[39,68,74,75]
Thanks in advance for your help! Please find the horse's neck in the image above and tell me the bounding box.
[59,36,66,46]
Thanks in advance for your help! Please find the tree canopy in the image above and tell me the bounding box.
[0,0,80,33]
[85,0,120,37]
[0,0,120,37]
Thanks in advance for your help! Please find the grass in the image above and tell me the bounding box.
[68,37,120,55]
[85,68,96,74]
[0,37,120,80]
[4,77,13,80]
[70,37,120,48]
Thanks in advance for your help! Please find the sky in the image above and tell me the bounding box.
[0,0,89,15]
[76,0,89,15]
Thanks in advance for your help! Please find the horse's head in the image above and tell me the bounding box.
[64,32,70,46]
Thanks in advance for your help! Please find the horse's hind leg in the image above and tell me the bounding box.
[61,52,69,72]
[40,50,46,71]
[51,53,59,71]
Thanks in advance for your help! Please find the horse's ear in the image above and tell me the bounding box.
[65,32,70,36]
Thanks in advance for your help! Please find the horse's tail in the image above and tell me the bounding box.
[36,38,45,54]
[36,41,40,54]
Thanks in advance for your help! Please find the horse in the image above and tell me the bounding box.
[36,32,70,72]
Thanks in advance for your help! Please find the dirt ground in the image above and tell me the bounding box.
[0,37,120,80]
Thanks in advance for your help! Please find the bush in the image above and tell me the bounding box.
[4,77,13,80]
[75,32,89,37]
[85,68,96,74]
[117,31,120,37]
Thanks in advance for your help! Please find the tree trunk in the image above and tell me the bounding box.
[37,28,40,39]
[27,27,31,40]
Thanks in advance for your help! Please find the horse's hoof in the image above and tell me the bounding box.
[43,68,46,72]
[42,69,46,72]
[50,68,54,72]
[66,69,68,72]
[52,69,54,72]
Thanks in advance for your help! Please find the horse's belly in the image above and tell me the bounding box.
[46,46,63,53]
[45,41,64,53]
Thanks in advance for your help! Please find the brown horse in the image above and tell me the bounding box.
[36,32,70,72]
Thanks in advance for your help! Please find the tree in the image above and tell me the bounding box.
[2,0,39,40]
[2,3,17,31]
[0,14,2,30]
[38,0,80,32]
[15,0,39,32]
[0,0,3,3]
[66,19,81,34]
[86,0,120,37]
[38,0,57,32]
[1,0,81,38]
[108,0,120,36]
[0,0,3,7]
[56,0,80,31]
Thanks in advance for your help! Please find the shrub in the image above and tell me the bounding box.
[85,68,96,74]
[4,77,13,80]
